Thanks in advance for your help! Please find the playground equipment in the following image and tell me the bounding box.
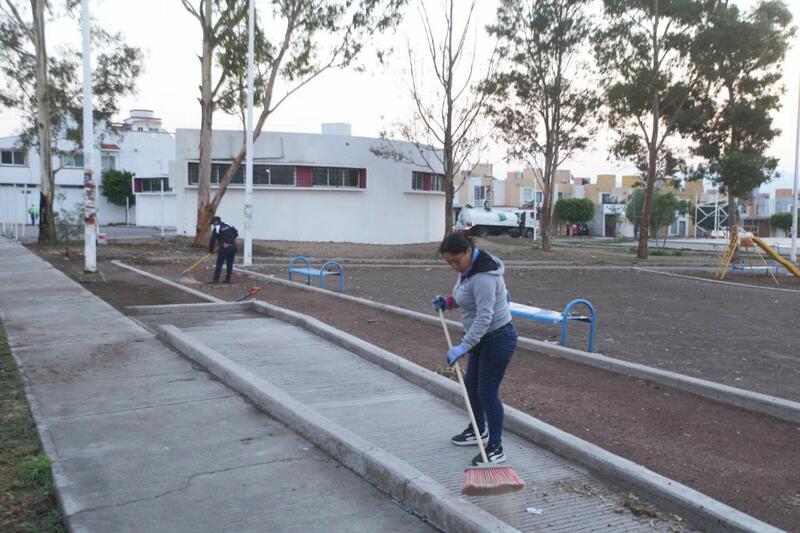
[288,256,345,293]
[508,298,597,352]
[715,231,800,286]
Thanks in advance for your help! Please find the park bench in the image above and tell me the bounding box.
[730,258,780,276]
[288,256,345,293]
[509,298,596,352]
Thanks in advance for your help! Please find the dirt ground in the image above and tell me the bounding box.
[25,241,800,531]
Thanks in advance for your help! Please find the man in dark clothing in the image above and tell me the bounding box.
[208,216,239,283]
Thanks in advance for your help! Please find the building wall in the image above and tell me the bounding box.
[174,129,445,244]
[136,194,176,227]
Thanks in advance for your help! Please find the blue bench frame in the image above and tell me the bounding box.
[288,256,345,293]
[509,298,597,352]
[730,259,780,276]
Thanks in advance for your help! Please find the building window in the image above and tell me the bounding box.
[188,162,296,186]
[0,150,26,166]
[101,152,117,171]
[312,167,360,188]
[134,177,171,193]
[411,171,444,192]
[521,187,533,204]
[473,185,486,203]
[62,153,84,168]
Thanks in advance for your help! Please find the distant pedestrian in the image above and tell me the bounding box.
[28,204,38,225]
[208,216,238,283]
[432,232,518,466]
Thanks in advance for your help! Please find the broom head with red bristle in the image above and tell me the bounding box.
[461,464,525,496]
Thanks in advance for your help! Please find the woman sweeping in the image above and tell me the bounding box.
[433,232,518,465]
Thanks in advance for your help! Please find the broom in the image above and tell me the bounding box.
[179,252,212,279]
[437,309,525,496]
[234,286,263,302]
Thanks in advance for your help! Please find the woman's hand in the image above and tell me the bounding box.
[432,295,455,311]
[446,343,469,366]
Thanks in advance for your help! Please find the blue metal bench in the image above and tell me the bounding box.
[288,256,345,293]
[730,259,780,276]
[509,298,597,352]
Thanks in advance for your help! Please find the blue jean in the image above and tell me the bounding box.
[213,244,237,281]
[463,321,517,448]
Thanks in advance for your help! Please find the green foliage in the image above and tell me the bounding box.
[0,3,144,151]
[101,169,135,207]
[16,455,52,488]
[484,0,597,247]
[1,322,66,532]
[770,212,794,232]
[53,193,84,256]
[554,198,595,223]
[626,189,681,234]
[680,1,794,203]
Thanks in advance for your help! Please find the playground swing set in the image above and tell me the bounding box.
[715,229,800,287]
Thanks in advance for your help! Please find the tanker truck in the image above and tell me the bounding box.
[456,207,538,238]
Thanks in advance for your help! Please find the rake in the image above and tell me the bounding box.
[437,309,525,496]
[179,252,212,279]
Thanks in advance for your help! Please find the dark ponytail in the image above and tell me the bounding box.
[438,231,474,255]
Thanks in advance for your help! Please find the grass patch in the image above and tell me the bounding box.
[0,321,66,533]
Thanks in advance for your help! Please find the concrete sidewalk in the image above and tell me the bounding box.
[0,238,431,533]
[136,305,687,532]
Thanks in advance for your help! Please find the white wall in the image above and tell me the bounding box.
[136,194,176,227]
[174,129,445,244]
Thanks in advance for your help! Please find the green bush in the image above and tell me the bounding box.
[770,211,793,232]
[101,169,135,206]
[554,198,595,223]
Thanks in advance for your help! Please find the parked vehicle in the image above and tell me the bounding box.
[456,207,538,238]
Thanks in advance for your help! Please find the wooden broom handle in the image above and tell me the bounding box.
[186,252,212,273]
[438,309,489,464]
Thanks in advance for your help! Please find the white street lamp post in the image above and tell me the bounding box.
[243,0,255,266]
[791,70,799,263]
[82,0,97,272]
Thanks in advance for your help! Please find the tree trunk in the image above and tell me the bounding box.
[193,5,215,247]
[32,0,54,244]
[541,153,556,251]
[442,125,455,235]
[637,0,661,260]
[727,187,738,244]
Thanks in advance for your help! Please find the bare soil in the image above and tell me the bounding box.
[26,241,800,531]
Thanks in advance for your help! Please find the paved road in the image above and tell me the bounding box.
[0,238,430,533]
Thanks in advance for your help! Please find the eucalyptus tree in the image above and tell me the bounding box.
[0,0,142,243]
[184,0,407,245]
[682,0,794,238]
[594,0,710,259]
[484,0,596,251]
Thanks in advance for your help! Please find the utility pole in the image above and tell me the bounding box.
[82,0,97,272]
[791,70,799,263]
[243,0,255,266]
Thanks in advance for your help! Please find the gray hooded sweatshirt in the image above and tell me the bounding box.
[452,249,512,349]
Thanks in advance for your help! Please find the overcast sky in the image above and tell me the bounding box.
[1,0,798,190]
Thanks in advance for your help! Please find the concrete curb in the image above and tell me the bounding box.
[157,324,517,533]
[250,300,783,533]
[237,267,800,425]
[2,313,76,532]
[126,301,251,315]
[634,266,800,295]
[111,260,224,303]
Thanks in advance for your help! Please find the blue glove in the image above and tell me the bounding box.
[446,343,469,366]
[432,295,455,312]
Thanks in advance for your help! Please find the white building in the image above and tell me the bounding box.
[0,109,175,228]
[173,124,445,244]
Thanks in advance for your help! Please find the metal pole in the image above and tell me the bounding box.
[791,70,799,263]
[160,179,165,238]
[125,196,129,226]
[243,0,255,266]
[21,186,27,238]
[14,185,19,240]
[81,0,96,272]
